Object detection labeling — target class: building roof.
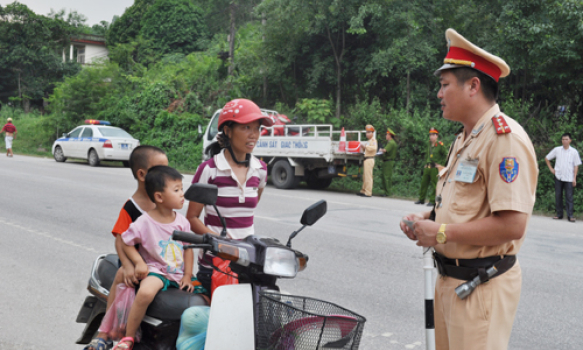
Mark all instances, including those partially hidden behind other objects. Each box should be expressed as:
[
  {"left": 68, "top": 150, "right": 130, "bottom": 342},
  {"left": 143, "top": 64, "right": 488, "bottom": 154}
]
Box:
[{"left": 71, "top": 34, "right": 106, "bottom": 46}]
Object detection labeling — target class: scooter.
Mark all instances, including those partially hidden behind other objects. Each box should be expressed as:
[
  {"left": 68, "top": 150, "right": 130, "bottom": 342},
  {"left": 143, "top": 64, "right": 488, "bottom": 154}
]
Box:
[
  {"left": 173, "top": 183, "right": 366, "bottom": 349},
  {"left": 76, "top": 183, "right": 365, "bottom": 349}
]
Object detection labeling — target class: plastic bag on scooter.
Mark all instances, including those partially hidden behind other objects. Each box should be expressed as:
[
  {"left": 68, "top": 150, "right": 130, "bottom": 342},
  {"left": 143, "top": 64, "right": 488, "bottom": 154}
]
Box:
[
  {"left": 176, "top": 306, "right": 210, "bottom": 350},
  {"left": 210, "top": 257, "right": 238, "bottom": 298},
  {"left": 98, "top": 283, "right": 140, "bottom": 341}
]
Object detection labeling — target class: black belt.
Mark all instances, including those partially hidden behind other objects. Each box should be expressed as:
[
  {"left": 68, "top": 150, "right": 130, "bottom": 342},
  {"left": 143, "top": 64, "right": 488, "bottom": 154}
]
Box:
[{"left": 434, "top": 252, "right": 516, "bottom": 282}]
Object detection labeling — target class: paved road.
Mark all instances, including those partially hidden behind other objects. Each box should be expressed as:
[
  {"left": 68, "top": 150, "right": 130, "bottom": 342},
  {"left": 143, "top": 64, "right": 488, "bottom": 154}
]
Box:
[{"left": 0, "top": 155, "right": 581, "bottom": 349}]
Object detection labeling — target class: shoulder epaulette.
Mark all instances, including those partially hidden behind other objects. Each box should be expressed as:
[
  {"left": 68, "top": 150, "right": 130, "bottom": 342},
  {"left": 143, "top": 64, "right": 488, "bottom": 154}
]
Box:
[{"left": 492, "top": 115, "right": 512, "bottom": 135}]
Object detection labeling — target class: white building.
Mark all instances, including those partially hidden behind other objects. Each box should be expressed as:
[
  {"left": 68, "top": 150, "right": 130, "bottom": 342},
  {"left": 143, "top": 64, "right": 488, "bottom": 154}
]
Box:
[{"left": 64, "top": 34, "right": 109, "bottom": 65}]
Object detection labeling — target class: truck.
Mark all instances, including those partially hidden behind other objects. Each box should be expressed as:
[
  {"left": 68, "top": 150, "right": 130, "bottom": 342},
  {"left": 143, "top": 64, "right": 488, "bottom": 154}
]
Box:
[{"left": 202, "top": 108, "right": 371, "bottom": 190}]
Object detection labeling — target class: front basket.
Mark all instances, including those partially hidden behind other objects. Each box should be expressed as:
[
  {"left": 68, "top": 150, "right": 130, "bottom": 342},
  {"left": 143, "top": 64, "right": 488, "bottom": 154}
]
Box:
[{"left": 256, "top": 290, "right": 366, "bottom": 350}]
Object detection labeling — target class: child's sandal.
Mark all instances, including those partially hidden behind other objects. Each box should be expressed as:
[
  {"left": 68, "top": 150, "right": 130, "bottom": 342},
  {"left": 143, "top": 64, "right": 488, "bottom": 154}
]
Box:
[
  {"left": 112, "top": 337, "right": 134, "bottom": 350},
  {"left": 83, "top": 337, "right": 112, "bottom": 350}
]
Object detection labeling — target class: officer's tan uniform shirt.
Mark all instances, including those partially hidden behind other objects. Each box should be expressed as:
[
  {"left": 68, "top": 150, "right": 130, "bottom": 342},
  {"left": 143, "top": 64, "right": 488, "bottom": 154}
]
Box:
[
  {"left": 360, "top": 138, "right": 377, "bottom": 196},
  {"left": 434, "top": 104, "right": 538, "bottom": 259},
  {"left": 363, "top": 139, "right": 378, "bottom": 157}
]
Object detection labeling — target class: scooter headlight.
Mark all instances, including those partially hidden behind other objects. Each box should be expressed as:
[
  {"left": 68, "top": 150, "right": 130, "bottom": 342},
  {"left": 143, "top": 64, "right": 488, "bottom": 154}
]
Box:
[{"left": 264, "top": 247, "right": 299, "bottom": 278}]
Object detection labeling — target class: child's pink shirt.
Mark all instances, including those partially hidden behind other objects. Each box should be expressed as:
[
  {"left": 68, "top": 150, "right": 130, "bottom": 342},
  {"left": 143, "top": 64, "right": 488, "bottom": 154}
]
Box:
[{"left": 122, "top": 212, "right": 191, "bottom": 283}]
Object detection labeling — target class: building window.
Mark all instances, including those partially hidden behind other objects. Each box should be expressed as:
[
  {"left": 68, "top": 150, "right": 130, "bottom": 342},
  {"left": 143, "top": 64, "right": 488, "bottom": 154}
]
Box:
[{"left": 77, "top": 47, "right": 85, "bottom": 64}]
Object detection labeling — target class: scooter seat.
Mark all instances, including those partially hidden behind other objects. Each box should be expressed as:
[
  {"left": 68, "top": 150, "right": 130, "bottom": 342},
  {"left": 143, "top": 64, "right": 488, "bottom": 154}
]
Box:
[
  {"left": 97, "top": 254, "right": 121, "bottom": 291},
  {"left": 95, "top": 254, "right": 209, "bottom": 321},
  {"left": 146, "top": 289, "right": 209, "bottom": 321}
]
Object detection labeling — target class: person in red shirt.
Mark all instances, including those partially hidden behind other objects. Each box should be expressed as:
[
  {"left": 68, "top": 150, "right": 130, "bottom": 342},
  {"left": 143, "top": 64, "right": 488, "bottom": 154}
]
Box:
[{"left": 1, "top": 117, "right": 17, "bottom": 157}]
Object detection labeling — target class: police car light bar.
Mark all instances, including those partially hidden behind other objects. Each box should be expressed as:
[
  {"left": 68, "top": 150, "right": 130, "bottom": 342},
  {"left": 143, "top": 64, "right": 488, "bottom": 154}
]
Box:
[{"left": 85, "top": 119, "right": 111, "bottom": 126}]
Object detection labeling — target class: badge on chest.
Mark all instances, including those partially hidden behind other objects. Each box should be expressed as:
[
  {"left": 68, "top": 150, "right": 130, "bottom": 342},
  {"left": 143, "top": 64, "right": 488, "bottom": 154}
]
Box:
[{"left": 454, "top": 159, "right": 479, "bottom": 183}]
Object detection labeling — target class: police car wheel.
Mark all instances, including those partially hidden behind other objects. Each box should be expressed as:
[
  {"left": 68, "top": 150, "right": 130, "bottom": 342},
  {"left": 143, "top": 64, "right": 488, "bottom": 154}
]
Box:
[
  {"left": 88, "top": 149, "right": 100, "bottom": 167},
  {"left": 53, "top": 146, "right": 67, "bottom": 162}
]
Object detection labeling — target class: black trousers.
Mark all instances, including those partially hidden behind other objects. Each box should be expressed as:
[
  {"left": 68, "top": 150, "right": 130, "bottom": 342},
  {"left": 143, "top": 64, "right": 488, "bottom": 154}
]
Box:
[{"left": 555, "top": 177, "right": 574, "bottom": 218}]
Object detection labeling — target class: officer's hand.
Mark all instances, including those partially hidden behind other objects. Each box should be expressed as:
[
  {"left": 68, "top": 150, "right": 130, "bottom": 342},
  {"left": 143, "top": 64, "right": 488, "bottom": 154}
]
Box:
[
  {"left": 551, "top": 169, "right": 555, "bottom": 175},
  {"left": 413, "top": 220, "right": 440, "bottom": 247},
  {"left": 573, "top": 179, "right": 577, "bottom": 187},
  {"left": 400, "top": 213, "right": 424, "bottom": 241}
]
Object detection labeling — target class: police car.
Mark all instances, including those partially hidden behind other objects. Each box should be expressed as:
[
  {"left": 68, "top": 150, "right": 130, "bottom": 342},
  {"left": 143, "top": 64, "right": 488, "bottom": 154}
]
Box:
[{"left": 52, "top": 120, "right": 139, "bottom": 167}]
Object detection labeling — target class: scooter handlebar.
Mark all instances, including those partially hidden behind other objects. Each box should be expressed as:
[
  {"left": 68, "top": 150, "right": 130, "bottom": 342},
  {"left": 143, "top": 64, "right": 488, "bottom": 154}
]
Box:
[{"left": 172, "top": 230, "right": 206, "bottom": 244}]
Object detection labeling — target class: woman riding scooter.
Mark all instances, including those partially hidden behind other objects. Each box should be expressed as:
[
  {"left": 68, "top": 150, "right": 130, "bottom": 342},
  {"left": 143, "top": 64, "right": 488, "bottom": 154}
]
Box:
[{"left": 186, "top": 98, "right": 274, "bottom": 295}]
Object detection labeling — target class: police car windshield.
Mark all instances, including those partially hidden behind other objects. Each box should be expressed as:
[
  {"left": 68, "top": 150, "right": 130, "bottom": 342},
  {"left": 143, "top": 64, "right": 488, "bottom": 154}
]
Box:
[{"left": 98, "top": 127, "right": 133, "bottom": 138}]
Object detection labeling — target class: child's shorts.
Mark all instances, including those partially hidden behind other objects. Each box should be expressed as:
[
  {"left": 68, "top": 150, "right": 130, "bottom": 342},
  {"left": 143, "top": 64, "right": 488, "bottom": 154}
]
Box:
[{"left": 147, "top": 272, "right": 208, "bottom": 294}]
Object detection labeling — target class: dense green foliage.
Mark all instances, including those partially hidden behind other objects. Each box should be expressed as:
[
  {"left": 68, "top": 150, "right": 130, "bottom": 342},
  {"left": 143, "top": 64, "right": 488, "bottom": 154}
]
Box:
[
  {"left": 140, "top": 0, "right": 207, "bottom": 56},
  {"left": 2, "top": 0, "right": 583, "bottom": 215},
  {"left": 0, "top": 3, "right": 82, "bottom": 111}
]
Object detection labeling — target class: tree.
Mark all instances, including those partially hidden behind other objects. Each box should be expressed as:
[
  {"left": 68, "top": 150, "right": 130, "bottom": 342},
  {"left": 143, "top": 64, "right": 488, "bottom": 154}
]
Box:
[
  {"left": 91, "top": 21, "right": 110, "bottom": 36},
  {"left": 192, "top": 0, "right": 262, "bottom": 76},
  {"left": 140, "top": 0, "right": 207, "bottom": 57},
  {"left": 260, "top": 0, "right": 367, "bottom": 119},
  {"left": 0, "top": 2, "right": 81, "bottom": 111},
  {"left": 106, "top": 0, "right": 155, "bottom": 47}
]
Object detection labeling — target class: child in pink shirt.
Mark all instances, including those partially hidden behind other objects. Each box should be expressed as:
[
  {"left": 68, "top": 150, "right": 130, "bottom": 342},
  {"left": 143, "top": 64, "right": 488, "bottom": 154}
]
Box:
[{"left": 113, "top": 166, "right": 194, "bottom": 350}]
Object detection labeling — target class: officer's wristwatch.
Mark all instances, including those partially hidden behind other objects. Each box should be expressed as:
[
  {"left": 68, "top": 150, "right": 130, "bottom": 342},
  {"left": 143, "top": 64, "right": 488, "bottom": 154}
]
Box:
[{"left": 436, "top": 224, "right": 447, "bottom": 244}]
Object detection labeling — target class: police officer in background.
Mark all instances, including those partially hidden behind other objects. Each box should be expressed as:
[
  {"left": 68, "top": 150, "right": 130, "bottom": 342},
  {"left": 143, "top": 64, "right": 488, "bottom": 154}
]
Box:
[
  {"left": 357, "top": 124, "right": 377, "bottom": 197},
  {"left": 379, "top": 128, "right": 397, "bottom": 197},
  {"left": 415, "top": 128, "right": 447, "bottom": 206},
  {"left": 400, "top": 29, "right": 538, "bottom": 350}
]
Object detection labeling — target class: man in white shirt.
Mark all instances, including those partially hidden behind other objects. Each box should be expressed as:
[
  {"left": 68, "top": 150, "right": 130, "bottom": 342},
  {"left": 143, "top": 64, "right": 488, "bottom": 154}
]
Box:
[{"left": 545, "top": 133, "right": 582, "bottom": 222}]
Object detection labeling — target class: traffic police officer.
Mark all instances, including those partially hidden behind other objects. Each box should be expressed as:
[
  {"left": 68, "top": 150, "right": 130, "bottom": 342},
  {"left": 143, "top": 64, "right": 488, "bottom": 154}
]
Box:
[
  {"left": 357, "top": 124, "right": 377, "bottom": 197},
  {"left": 415, "top": 128, "right": 447, "bottom": 206},
  {"left": 380, "top": 128, "right": 397, "bottom": 197},
  {"left": 400, "top": 29, "right": 538, "bottom": 350}
]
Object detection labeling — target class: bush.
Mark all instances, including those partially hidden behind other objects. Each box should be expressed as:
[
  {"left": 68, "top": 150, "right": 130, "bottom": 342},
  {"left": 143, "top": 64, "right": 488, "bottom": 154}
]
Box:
[{"left": 0, "top": 107, "right": 54, "bottom": 156}]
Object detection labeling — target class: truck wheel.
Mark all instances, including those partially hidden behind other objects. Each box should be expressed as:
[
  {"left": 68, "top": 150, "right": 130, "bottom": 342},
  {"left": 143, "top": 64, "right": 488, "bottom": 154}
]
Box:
[
  {"left": 88, "top": 149, "right": 100, "bottom": 167},
  {"left": 306, "top": 175, "right": 332, "bottom": 189},
  {"left": 272, "top": 160, "right": 299, "bottom": 189}
]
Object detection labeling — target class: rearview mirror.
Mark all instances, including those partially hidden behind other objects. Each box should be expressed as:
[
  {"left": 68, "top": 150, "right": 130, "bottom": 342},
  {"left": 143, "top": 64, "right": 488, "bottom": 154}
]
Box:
[
  {"left": 185, "top": 183, "right": 218, "bottom": 206},
  {"left": 300, "top": 200, "right": 327, "bottom": 226},
  {"left": 62, "top": 133, "right": 68, "bottom": 138}
]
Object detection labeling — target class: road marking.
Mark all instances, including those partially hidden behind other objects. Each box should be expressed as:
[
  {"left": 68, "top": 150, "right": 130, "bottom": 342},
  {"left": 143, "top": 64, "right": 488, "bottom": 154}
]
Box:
[{"left": 0, "top": 217, "right": 98, "bottom": 253}]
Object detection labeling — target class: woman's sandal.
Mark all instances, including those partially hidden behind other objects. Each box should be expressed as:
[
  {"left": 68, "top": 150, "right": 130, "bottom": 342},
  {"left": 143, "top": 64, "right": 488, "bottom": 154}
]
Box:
[
  {"left": 83, "top": 337, "right": 113, "bottom": 350},
  {"left": 112, "top": 337, "right": 134, "bottom": 350}
]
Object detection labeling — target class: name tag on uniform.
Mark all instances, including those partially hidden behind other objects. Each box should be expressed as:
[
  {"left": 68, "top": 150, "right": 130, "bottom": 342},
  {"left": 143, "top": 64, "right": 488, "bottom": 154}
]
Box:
[{"left": 454, "top": 160, "right": 478, "bottom": 183}]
